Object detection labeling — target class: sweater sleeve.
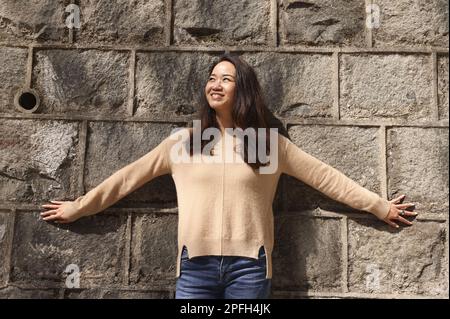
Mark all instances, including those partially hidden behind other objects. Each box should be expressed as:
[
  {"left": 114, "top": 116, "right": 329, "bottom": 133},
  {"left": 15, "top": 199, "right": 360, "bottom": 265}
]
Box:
[
  {"left": 279, "top": 134, "right": 391, "bottom": 220},
  {"left": 64, "top": 135, "right": 172, "bottom": 219}
]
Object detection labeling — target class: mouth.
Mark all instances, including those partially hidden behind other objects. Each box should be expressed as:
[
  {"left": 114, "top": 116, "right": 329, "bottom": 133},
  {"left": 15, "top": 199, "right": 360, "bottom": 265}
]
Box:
[{"left": 211, "top": 93, "right": 224, "bottom": 99}]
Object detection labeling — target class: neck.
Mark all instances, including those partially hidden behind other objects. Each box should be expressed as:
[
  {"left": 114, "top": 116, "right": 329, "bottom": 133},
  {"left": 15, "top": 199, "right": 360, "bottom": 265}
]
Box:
[{"left": 215, "top": 111, "right": 233, "bottom": 134}]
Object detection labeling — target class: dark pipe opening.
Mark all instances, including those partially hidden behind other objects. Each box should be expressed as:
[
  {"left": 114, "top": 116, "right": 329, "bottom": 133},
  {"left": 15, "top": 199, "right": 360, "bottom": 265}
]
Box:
[
  {"left": 14, "top": 88, "right": 40, "bottom": 113},
  {"left": 18, "top": 92, "right": 37, "bottom": 110}
]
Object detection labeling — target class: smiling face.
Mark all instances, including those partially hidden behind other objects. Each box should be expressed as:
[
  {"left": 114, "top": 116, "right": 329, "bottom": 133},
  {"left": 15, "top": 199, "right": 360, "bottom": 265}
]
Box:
[{"left": 204, "top": 61, "right": 237, "bottom": 115}]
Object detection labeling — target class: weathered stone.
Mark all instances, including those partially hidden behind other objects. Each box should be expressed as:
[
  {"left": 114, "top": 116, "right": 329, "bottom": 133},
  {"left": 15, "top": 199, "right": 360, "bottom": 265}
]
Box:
[
  {"left": 273, "top": 213, "right": 342, "bottom": 292},
  {"left": 340, "top": 54, "right": 433, "bottom": 121},
  {"left": 271, "top": 290, "right": 342, "bottom": 299},
  {"left": 242, "top": 52, "right": 333, "bottom": 118},
  {"left": 130, "top": 213, "right": 178, "bottom": 288},
  {"left": 438, "top": 55, "right": 449, "bottom": 120},
  {"left": 101, "top": 289, "right": 172, "bottom": 299},
  {"left": 285, "top": 125, "right": 383, "bottom": 213},
  {"left": 33, "top": 49, "right": 129, "bottom": 115},
  {"left": 387, "top": 127, "right": 448, "bottom": 215},
  {"left": 135, "top": 52, "right": 218, "bottom": 118},
  {"left": 64, "top": 288, "right": 172, "bottom": 298},
  {"left": 0, "top": 286, "right": 61, "bottom": 298},
  {"left": 77, "top": 0, "right": 165, "bottom": 45},
  {"left": 348, "top": 219, "right": 447, "bottom": 296},
  {"left": 0, "top": 0, "right": 68, "bottom": 43},
  {"left": 0, "top": 211, "right": 11, "bottom": 286},
  {"left": 373, "top": 0, "right": 449, "bottom": 47},
  {"left": 10, "top": 211, "right": 127, "bottom": 288},
  {"left": 279, "top": 0, "right": 366, "bottom": 46},
  {"left": 174, "top": 0, "right": 271, "bottom": 46},
  {"left": 0, "top": 119, "right": 80, "bottom": 204},
  {"left": 0, "top": 46, "right": 27, "bottom": 113},
  {"left": 62, "top": 288, "right": 101, "bottom": 298},
  {"left": 85, "top": 122, "right": 178, "bottom": 207}
]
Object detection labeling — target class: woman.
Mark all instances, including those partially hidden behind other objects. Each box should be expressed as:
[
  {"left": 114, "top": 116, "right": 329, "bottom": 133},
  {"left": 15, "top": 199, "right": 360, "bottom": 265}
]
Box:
[{"left": 41, "top": 53, "right": 418, "bottom": 299}]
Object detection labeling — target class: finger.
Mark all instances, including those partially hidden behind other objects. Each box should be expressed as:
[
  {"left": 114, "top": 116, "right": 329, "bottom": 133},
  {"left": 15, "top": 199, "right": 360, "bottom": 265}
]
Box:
[
  {"left": 42, "top": 213, "right": 61, "bottom": 221},
  {"left": 395, "top": 203, "right": 415, "bottom": 209},
  {"left": 391, "top": 194, "right": 406, "bottom": 204},
  {"left": 385, "top": 219, "right": 399, "bottom": 229},
  {"left": 397, "top": 215, "right": 413, "bottom": 226},
  {"left": 41, "top": 204, "right": 60, "bottom": 209},
  {"left": 50, "top": 200, "right": 64, "bottom": 204},
  {"left": 40, "top": 210, "right": 58, "bottom": 217},
  {"left": 403, "top": 210, "right": 419, "bottom": 217}
]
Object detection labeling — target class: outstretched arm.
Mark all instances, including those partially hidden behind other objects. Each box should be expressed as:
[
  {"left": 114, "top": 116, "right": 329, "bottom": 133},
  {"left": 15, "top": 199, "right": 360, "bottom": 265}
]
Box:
[
  {"left": 40, "top": 136, "right": 171, "bottom": 223},
  {"left": 279, "top": 135, "right": 417, "bottom": 227}
]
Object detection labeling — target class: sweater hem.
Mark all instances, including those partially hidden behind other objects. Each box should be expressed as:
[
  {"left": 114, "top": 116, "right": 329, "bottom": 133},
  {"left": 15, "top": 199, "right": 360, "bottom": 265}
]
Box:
[{"left": 176, "top": 238, "right": 273, "bottom": 279}]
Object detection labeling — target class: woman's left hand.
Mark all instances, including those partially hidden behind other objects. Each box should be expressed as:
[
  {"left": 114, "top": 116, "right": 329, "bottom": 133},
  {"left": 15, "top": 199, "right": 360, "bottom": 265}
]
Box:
[{"left": 382, "top": 194, "right": 418, "bottom": 229}]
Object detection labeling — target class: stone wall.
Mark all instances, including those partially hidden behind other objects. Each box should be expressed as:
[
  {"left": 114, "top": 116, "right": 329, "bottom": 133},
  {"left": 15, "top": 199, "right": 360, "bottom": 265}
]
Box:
[{"left": 0, "top": 0, "right": 448, "bottom": 298}]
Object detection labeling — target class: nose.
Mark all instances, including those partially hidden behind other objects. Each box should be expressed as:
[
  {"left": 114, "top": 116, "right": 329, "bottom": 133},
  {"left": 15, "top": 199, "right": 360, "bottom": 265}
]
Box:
[{"left": 211, "top": 79, "right": 223, "bottom": 90}]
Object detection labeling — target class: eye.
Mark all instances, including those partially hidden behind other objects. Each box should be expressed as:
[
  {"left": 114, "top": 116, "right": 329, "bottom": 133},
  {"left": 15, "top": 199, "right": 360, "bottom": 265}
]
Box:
[{"left": 208, "top": 77, "right": 215, "bottom": 81}]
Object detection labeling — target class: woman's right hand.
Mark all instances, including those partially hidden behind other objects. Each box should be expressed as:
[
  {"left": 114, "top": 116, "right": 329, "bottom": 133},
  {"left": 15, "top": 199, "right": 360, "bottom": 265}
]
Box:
[{"left": 40, "top": 200, "right": 81, "bottom": 224}]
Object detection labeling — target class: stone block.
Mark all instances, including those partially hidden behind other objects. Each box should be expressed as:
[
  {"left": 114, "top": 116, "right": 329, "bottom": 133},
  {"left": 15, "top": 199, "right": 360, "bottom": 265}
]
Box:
[
  {"left": 33, "top": 49, "right": 129, "bottom": 115},
  {"left": 174, "top": 0, "right": 271, "bottom": 46},
  {"left": 340, "top": 54, "right": 433, "bottom": 121},
  {"left": 10, "top": 211, "right": 127, "bottom": 288},
  {"left": 348, "top": 219, "right": 447, "bottom": 296},
  {"left": 279, "top": 0, "right": 366, "bottom": 46},
  {"left": 0, "top": 119, "right": 81, "bottom": 204},
  {"left": 273, "top": 214, "right": 342, "bottom": 292},
  {"left": 387, "top": 127, "right": 449, "bottom": 215}
]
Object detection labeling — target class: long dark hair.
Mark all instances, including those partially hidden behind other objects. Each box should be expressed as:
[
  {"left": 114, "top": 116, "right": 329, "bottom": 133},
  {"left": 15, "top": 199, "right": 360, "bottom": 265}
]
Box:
[{"left": 188, "top": 53, "right": 273, "bottom": 169}]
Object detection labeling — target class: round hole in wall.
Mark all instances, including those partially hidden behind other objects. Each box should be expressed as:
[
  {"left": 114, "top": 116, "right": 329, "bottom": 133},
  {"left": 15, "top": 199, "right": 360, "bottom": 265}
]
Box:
[{"left": 14, "top": 88, "right": 40, "bottom": 113}]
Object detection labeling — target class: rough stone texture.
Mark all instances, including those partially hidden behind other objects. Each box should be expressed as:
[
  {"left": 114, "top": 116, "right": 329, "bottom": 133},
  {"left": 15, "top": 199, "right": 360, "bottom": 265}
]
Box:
[
  {"left": 348, "top": 219, "right": 447, "bottom": 296},
  {"left": 77, "top": 0, "right": 165, "bottom": 45},
  {"left": 32, "top": 49, "right": 129, "bottom": 115},
  {"left": 0, "top": 46, "right": 27, "bottom": 113},
  {"left": 135, "top": 52, "right": 218, "bottom": 118},
  {"left": 387, "top": 127, "right": 449, "bottom": 215},
  {"left": 285, "top": 125, "right": 383, "bottom": 213},
  {"left": 85, "top": 122, "right": 178, "bottom": 207},
  {"left": 174, "top": 0, "right": 271, "bottom": 46},
  {"left": 273, "top": 213, "right": 342, "bottom": 292},
  {"left": 0, "top": 211, "right": 11, "bottom": 287},
  {"left": 340, "top": 54, "right": 433, "bottom": 121},
  {"left": 242, "top": 52, "right": 333, "bottom": 118},
  {"left": 438, "top": 55, "right": 449, "bottom": 120},
  {"left": 101, "top": 289, "right": 172, "bottom": 299},
  {"left": 130, "top": 213, "right": 178, "bottom": 289},
  {"left": 0, "top": 119, "right": 80, "bottom": 204},
  {"left": 279, "top": 0, "right": 366, "bottom": 46},
  {"left": 64, "top": 288, "right": 172, "bottom": 299},
  {"left": 0, "top": 0, "right": 68, "bottom": 44},
  {"left": 0, "top": 286, "right": 61, "bottom": 298},
  {"left": 10, "top": 211, "right": 127, "bottom": 288},
  {"left": 373, "top": 0, "right": 449, "bottom": 48}
]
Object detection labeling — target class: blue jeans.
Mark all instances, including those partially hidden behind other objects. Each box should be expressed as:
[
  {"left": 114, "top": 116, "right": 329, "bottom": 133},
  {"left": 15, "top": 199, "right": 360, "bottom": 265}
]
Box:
[{"left": 175, "top": 246, "right": 271, "bottom": 299}]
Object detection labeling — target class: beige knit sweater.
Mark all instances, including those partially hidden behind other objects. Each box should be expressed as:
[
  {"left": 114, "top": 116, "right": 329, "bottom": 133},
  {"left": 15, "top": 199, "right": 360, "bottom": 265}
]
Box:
[{"left": 64, "top": 127, "right": 391, "bottom": 279}]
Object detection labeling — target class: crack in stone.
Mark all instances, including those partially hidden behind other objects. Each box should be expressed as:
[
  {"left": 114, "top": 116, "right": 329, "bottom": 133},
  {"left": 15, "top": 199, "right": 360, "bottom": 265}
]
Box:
[
  {"left": 312, "top": 18, "right": 340, "bottom": 26},
  {"left": 279, "top": 103, "right": 312, "bottom": 115},
  {"left": 0, "top": 15, "right": 35, "bottom": 37},
  {"left": 286, "top": 1, "right": 320, "bottom": 10},
  {"left": 175, "top": 104, "right": 195, "bottom": 115},
  {"left": 0, "top": 171, "right": 25, "bottom": 182},
  {"left": 184, "top": 27, "right": 221, "bottom": 37}
]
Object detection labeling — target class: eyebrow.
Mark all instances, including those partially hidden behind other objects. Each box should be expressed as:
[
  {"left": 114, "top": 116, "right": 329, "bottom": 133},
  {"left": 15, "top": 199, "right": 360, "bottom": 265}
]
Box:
[{"left": 210, "top": 73, "right": 235, "bottom": 78}]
